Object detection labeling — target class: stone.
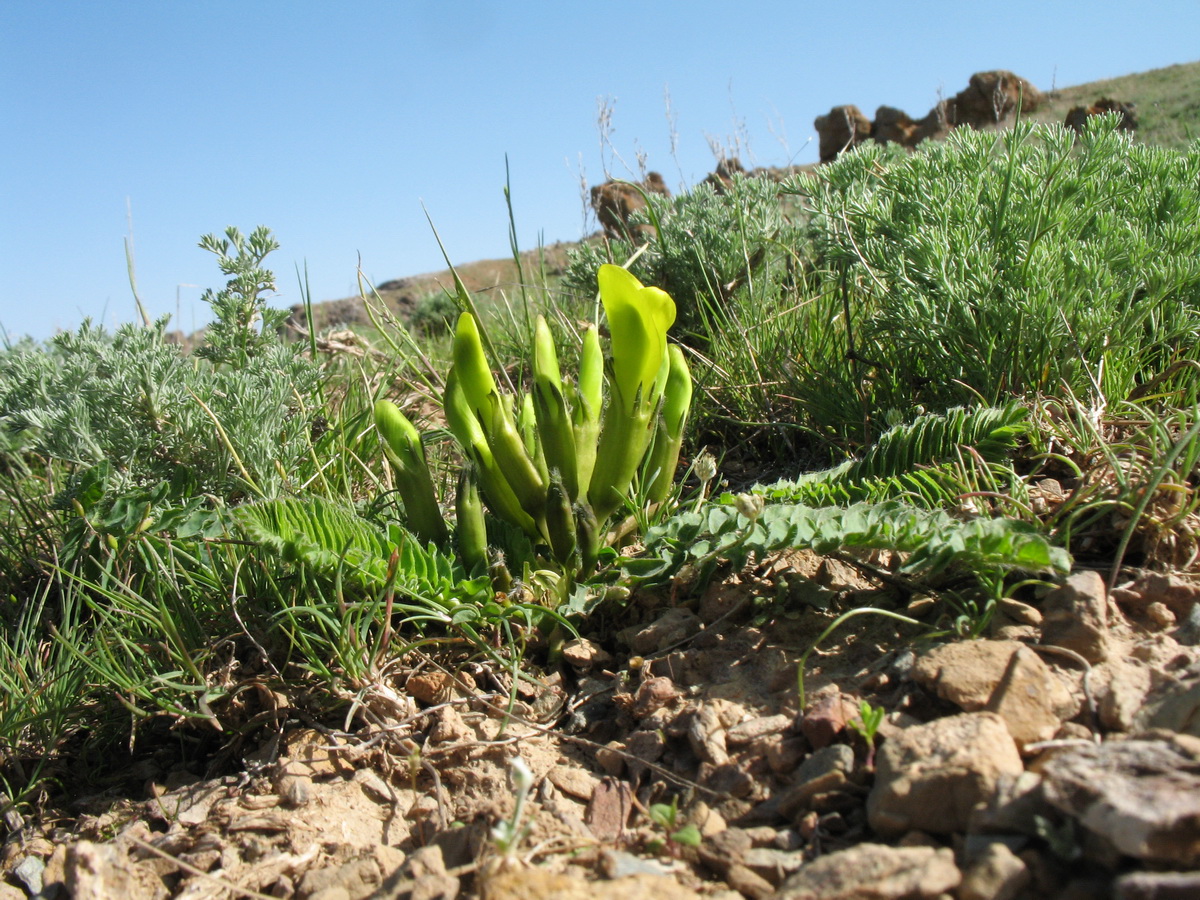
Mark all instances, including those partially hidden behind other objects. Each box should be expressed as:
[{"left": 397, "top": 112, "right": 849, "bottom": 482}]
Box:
[
  {"left": 776, "top": 744, "right": 857, "bottom": 818},
  {"left": 625, "top": 608, "right": 702, "bottom": 655},
  {"left": 699, "top": 827, "right": 752, "bottom": 876},
  {"left": 1137, "top": 677, "right": 1200, "bottom": 738},
  {"left": 633, "top": 677, "right": 680, "bottom": 719},
  {"left": 1097, "top": 657, "right": 1154, "bottom": 732},
  {"left": 868, "top": 712, "right": 1024, "bottom": 838},
  {"left": 872, "top": 105, "right": 919, "bottom": 148},
  {"left": 741, "top": 847, "right": 807, "bottom": 886},
  {"left": 814, "top": 105, "right": 872, "bottom": 163},
  {"left": 561, "top": 638, "right": 613, "bottom": 670},
  {"left": 590, "top": 172, "right": 671, "bottom": 241},
  {"left": 958, "top": 842, "right": 1030, "bottom": 900},
  {"left": 944, "top": 70, "right": 1042, "bottom": 129},
  {"left": 1115, "top": 870, "right": 1200, "bottom": 900},
  {"left": 595, "top": 741, "right": 625, "bottom": 777},
  {"left": 1065, "top": 98, "right": 1139, "bottom": 134},
  {"left": 726, "top": 714, "right": 792, "bottom": 746},
  {"left": 547, "top": 765, "right": 600, "bottom": 801},
  {"left": 1113, "top": 572, "right": 1200, "bottom": 619},
  {"left": 776, "top": 843, "right": 961, "bottom": 899},
  {"left": 687, "top": 704, "right": 729, "bottom": 764},
  {"left": 429, "top": 705, "right": 471, "bottom": 743},
  {"left": 800, "top": 688, "right": 859, "bottom": 749},
  {"left": 405, "top": 671, "right": 463, "bottom": 705},
  {"left": 64, "top": 842, "right": 169, "bottom": 900},
  {"left": 298, "top": 858, "right": 382, "bottom": 900},
  {"left": 1040, "top": 571, "right": 1112, "bottom": 662},
  {"left": 586, "top": 778, "right": 632, "bottom": 842},
  {"left": 969, "top": 771, "right": 1049, "bottom": 836},
  {"left": 725, "top": 864, "right": 775, "bottom": 899},
  {"left": 986, "top": 645, "right": 1078, "bottom": 748},
  {"left": 1040, "top": 737, "right": 1200, "bottom": 866}
]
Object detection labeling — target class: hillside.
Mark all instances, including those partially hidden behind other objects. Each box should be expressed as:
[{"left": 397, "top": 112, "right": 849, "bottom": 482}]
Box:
[{"left": 298, "top": 60, "right": 1198, "bottom": 334}]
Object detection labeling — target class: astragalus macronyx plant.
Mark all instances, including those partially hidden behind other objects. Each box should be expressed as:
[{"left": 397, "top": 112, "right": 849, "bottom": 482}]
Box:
[{"left": 375, "top": 264, "right": 692, "bottom": 589}]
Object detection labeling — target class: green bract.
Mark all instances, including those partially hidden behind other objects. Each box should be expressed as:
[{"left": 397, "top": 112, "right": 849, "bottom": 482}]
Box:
[{"left": 598, "top": 264, "right": 676, "bottom": 414}]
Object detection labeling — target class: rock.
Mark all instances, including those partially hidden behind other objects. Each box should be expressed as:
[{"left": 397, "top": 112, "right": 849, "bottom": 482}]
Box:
[
  {"left": 969, "top": 771, "right": 1050, "bottom": 836},
  {"left": 633, "top": 676, "right": 681, "bottom": 719},
  {"left": 944, "top": 70, "right": 1041, "bottom": 129},
  {"left": 726, "top": 714, "right": 792, "bottom": 746},
  {"left": 868, "top": 712, "right": 1024, "bottom": 837},
  {"left": 687, "top": 704, "right": 729, "bottom": 764},
  {"left": 725, "top": 863, "right": 775, "bottom": 899},
  {"left": 482, "top": 868, "right": 704, "bottom": 900},
  {"left": 404, "top": 845, "right": 459, "bottom": 900},
  {"left": 776, "top": 843, "right": 961, "bottom": 899},
  {"left": 623, "top": 729, "right": 666, "bottom": 783},
  {"left": 1040, "top": 571, "right": 1112, "bottom": 662},
  {"left": 1097, "top": 656, "right": 1154, "bottom": 731},
  {"left": 958, "top": 842, "right": 1030, "bottom": 900},
  {"left": 625, "top": 608, "right": 702, "bottom": 655},
  {"left": 814, "top": 105, "right": 872, "bottom": 163},
  {"left": 595, "top": 741, "right": 625, "bottom": 777},
  {"left": 1137, "top": 677, "right": 1200, "bottom": 738},
  {"left": 701, "top": 761, "right": 756, "bottom": 799},
  {"left": 776, "top": 744, "right": 857, "bottom": 819},
  {"left": 912, "top": 641, "right": 1077, "bottom": 749},
  {"left": 65, "top": 842, "right": 169, "bottom": 900},
  {"left": 430, "top": 705, "right": 471, "bottom": 743},
  {"left": 1066, "top": 97, "right": 1139, "bottom": 134},
  {"left": 298, "top": 858, "right": 382, "bottom": 900},
  {"left": 800, "top": 688, "right": 859, "bottom": 749},
  {"left": 1176, "top": 604, "right": 1200, "bottom": 646},
  {"left": 1112, "top": 572, "right": 1200, "bottom": 619},
  {"left": 562, "top": 638, "right": 613, "bottom": 670},
  {"left": 767, "top": 735, "right": 807, "bottom": 775},
  {"left": 699, "top": 827, "right": 752, "bottom": 875},
  {"left": 547, "top": 765, "right": 600, "bottom": 801},
  {"left": 703, "top": 157, "right": 747, "bottom": 195},
  {"left": 586, "top": 777, "right": 632, "bottom": 842},
  {"left": 1040, "top": 737, "right": 1200, "bottom": 866},
  {"left": 872, "top": 105, "right": 919, "bottom": 148},
  {"left": 590, "top": 172, "right": 671, "bottom": 241},
  {"left": 741, "top": 847, "right": 807, "bottom": 886},
  {"left": 1115, "top": 870, "right": 1200, "bottom": 900}
]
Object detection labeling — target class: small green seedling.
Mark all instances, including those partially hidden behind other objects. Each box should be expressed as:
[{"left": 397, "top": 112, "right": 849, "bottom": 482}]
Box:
[
  {"left": 646, "top": 796, "right": 702, "bottom": 855},
  {"left": 848, "top": 699, "right": 885, "bottom": 768},
  {"left": 490, "top": 756, "right": 535, "bottom": 860}
]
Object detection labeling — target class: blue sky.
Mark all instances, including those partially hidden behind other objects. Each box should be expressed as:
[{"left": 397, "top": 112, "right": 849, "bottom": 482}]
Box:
[{"left": 2, "top": 1, "right": 1197, "bottom": 341}]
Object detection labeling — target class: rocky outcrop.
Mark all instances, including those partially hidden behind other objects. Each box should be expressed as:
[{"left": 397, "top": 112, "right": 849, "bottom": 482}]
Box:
[
  {"left": 814, "top": 105, "right": 871, "bottom": 163},
  {"left": 1066, "top": 97, "right": 1139, "bottom": 133},
  {"left": 590, "top": 172, "right": 671, "bottom": 240},
  {"left": 820, "top": 70, "right": 1040, "bottom": 162},
  {"left": 944, "top": 69, "right": 1042, "bottom": 128},
  {"left": 703, "top": 157, "right": 747, "bottom": 194}
]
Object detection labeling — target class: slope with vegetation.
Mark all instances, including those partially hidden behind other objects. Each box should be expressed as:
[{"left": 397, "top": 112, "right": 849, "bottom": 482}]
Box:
[{"left": 1, "top": 63, "right": 1199, "bottom": 899}]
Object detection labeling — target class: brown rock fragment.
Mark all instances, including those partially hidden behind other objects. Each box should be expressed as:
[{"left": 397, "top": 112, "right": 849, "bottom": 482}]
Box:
[
  {"left": 912, "top": 640, "right": 1078, "bottom": 749},
  {"left": 1040, "top": 571, "right": 1112, "bottom": 662},
  {"left": 958, "top": 842, "right": 1030, "bottom": 900},
  {"left": 1040, "top": 737, "right": 1200, "bottom": 866},
  {"left": 814, "top": 105, "right": 872, "bottom": 163},
  {"left": 776, "top": 843, "right": 961, "bottom": 899},
  {"left": 868, "top": 712, "right": 1023, "bottom": 837}
]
